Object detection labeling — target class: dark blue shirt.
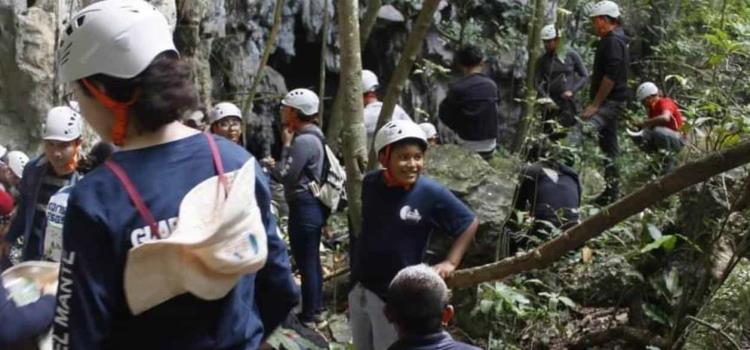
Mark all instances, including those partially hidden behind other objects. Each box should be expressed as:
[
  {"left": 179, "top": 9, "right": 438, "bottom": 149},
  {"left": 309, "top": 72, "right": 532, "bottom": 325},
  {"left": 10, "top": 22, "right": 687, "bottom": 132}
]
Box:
[
  {"left": 51, "top": 133, "right": 299, "bottom": 350},
  {"left": 0, "top": 284, "right": 55, "bottom": 348},
  {"left": 388, "top": 331, "right": 481, "bottom": 350},
  {"left": 353, "top": 171, "right": 476, "bottom": 299}
]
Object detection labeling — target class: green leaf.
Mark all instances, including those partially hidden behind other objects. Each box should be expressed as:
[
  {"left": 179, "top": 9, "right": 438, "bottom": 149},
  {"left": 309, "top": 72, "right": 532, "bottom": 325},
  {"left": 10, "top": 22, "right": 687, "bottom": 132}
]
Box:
[
  {"left": 558, "top": 296, "right": 577, "bottom": 309},
  {"left": 647, "top": 224, "right": 663, "bottom": 241},
  {"left": 640, "top": 235, "right": 678, "bottom": 253}
]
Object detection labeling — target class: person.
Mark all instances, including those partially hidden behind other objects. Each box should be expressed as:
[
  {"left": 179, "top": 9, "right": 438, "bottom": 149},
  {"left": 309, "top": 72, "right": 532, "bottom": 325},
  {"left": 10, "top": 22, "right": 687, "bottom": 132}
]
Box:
[
  {"left": 438, "top": 44, "right": 499, "bottom": 160},
  {"left": 510, "top": 146, "right": 581, "bottom": 252},
  {"left": 350, "top": 120, "right": 479, "bottom": 350},
  {"left": 630, "top": 82, "right": 685, "bottom": 173},
  {"left": 5, "top": 150, "right": 28, "bottom": 189},
  {"left": 534, "top": 24, "right": 589, "bottom": 141},
  {"left": 270, "top": 88, "right": 329, "bottom": 327},
  {"left": 362, "top": 69, "right": 412, "bottom": 146},
  {"left": 385, "top": 264, "right": 481, "bottom": 350},
  {"left": 419, "top": 122, "right": 439, "bottom": 146},
  {"left": 580, "top": 0, "right": 629, "bottom": 205},
  {"left": 209, "top": 101, "right": 244, "bottom": 144},
  {"left": 52, "top": 1, "right": 298, "bottom": 348},
  {"left": 3, "top": 106, "right": 83, "bottom": 265}
]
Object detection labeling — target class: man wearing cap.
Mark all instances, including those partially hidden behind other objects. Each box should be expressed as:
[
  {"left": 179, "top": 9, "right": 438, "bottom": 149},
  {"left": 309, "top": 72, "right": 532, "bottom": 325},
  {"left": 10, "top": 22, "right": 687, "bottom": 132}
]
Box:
[
  {"left": 630, "top": 82, "right": 685, "bottom": 173},
  {"left": 362, "top": 69, "right": 413, "bottom": 147},
  {"left": 209, "top": 102, "right": 244, "bottom": 144},
  {"left": 438, "top": 44, "right": 499, "bottom": 160},
  {"left": 581, "top": 0, "right": 630, "bottom": 205},
  {"left": 534, "top": 24, "right": 589, "bottom": 141},
  {"left": 4, "top": 106, "right": 83, "bottom": 265},
  {"left": 419, "top": 122, "right": 439, "bottom": 146},
  {"left": 272, "top": 88, "right": 330, "bottom": 327}
]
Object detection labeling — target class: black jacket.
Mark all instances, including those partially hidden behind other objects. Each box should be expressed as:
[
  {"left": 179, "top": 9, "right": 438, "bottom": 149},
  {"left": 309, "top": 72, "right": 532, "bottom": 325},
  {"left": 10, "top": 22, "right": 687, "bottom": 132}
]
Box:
[
  {"left": 590, "top": 27, "right": 630, "bottom": 102},
  {"left": 438, "top": 73, "right": 499, "bottom": 141},
  {"left": 515, "top": 160, "right": 581, "bottom": 227}
]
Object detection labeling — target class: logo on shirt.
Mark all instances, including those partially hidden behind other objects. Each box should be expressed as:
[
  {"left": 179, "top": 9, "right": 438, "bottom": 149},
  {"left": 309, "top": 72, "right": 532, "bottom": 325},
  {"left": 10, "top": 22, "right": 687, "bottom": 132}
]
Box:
[{"left": 399, "top": 205, "right": 422, "bottom": 223}]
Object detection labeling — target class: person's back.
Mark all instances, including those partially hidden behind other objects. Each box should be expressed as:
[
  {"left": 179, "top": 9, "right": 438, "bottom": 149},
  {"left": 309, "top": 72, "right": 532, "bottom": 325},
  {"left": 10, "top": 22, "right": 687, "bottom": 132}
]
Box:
[{"left": 519, "top": 161, "right": 581, "bottom": 227}]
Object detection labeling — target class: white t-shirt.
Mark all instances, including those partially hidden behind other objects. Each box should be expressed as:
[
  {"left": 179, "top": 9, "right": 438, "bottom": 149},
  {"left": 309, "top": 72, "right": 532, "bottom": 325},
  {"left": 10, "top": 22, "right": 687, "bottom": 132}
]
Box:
[
  {"left": 364, "top": 101, "right": 412, "bottom": 145},
  {"left": 43, "top": 185, "right": 72, "bottom": 262}
]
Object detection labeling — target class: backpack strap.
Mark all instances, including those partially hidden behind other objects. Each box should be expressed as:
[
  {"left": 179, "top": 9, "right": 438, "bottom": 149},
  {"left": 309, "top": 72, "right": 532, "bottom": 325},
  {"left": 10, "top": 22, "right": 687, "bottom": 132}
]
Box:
[
  {"left": 203, "top": 132, "right": 229, "bottom": 196},
  {"left": 105, "top": 160, "right": 160, "bottom": 239},
  {"left": 297, "top": 129, "right": 330, "bottom": 183}
]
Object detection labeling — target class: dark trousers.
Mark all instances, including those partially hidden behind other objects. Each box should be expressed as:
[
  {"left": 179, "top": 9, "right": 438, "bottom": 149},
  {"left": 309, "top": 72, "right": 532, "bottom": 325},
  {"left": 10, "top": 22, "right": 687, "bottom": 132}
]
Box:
[
  {"left": 542, "top": 98, "right": 578, "bottom": 142},
  {"left": 288, "top": 191, "right": 329, "bottom": 321},
  {"left": 590, "top": 100, "right": 626, "bottom": 199}
]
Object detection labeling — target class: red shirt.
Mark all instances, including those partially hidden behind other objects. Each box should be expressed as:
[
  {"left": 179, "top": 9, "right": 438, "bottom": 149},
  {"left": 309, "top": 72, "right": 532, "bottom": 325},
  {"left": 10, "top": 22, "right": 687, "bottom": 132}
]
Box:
[{"left": 648, "top": 97, "right": 683, "bottom": 131}]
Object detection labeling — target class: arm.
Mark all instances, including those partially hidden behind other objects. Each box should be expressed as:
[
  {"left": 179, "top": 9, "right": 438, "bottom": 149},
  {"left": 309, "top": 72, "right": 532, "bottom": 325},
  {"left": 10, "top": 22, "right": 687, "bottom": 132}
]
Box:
[
  {"left": 438, "top": 88, "right": 461, "bottom": 131},
  {"left": 569, "top": 50, "right": 589, "bottom": 94},
  {"left": 0, "top": 286, "right": 56, "bottom": 347},
  {"left": 582, "top": 77, "right": 615, "bottom": 119},
  {"left": 253, "top": 162, "right": 299, "bottom": 338},
  {"left": 4, "top": 164, "right": 33, "bottom": 244},
  {"left": 434, "top": 218, "right": 479, "bottom": 278},
  {"left": 272, "top": 135, "right": 315, "bottom": 187},
  {"left": 431, "top": 186, "right": 479, "bottom": 278},
  {"left": 52, "top": 195, "right": 117, "bottom": 350},
  {"left": 640, "top": 110, "right": 672, "bottom": 129},
  {"left": 534, "top": 57, "right": 547, "bottom": 97}
]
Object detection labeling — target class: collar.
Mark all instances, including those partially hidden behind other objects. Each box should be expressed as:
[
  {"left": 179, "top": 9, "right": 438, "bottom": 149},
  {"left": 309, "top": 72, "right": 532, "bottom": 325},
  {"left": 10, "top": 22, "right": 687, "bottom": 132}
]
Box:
[{"left": 396, "top": 331, "right": 453, "bottom": 347}]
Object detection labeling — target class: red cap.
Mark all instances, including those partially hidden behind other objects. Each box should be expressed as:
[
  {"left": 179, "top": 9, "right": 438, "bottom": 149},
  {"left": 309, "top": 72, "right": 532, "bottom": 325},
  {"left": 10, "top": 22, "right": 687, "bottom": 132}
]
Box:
[{"left": 0, "top": 190, "right": 14, "bottom": 216}]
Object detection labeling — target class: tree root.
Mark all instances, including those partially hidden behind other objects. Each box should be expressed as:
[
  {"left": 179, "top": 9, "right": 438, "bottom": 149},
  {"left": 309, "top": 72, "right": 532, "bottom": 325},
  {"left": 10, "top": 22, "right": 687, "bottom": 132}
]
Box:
[{"left": 569, "top": 326, "right": 671, "bottom": 350}]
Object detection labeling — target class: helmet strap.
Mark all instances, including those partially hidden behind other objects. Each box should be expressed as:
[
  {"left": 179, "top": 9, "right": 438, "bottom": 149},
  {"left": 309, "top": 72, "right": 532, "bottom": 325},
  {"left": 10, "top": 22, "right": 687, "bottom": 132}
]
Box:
[{"left": 81, "top": 79, "right": 141, "bottom": 146}]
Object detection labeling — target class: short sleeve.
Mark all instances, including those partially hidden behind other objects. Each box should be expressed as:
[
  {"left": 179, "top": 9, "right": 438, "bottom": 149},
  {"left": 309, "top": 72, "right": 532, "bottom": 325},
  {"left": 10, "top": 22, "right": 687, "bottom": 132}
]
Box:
[{"left": 429, "top": 184, "right": 476, "bottom": 238}]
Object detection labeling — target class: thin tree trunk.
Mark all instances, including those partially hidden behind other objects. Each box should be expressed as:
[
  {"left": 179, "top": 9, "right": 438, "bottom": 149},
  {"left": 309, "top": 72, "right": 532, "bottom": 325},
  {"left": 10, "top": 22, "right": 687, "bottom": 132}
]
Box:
[
  {"left": 337, "top": 0, "right": 368, "bottom": 238},
  {"left": 241, "top": 0, "right": 285, "bottom": 144},
  {"left": 360, "top": 0, "right": 382, "bottom": 50},
  {"left": 318, "top": 0, "right": 330, "bottom": 123},
  {"left": 367, "top": 0, "right": 441, "bottom": 170},
  {"left": 510, "top": 0, "right": 546, "bottom": 153},
  {"left": 447, "top": 140, "right": 750, "bottom": 288}
]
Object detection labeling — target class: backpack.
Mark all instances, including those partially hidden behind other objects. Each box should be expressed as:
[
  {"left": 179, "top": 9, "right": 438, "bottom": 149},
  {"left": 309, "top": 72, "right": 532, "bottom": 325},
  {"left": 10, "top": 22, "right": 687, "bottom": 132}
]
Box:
[{"left": 301, "top": 131, "right": 347, "bottom": 212}]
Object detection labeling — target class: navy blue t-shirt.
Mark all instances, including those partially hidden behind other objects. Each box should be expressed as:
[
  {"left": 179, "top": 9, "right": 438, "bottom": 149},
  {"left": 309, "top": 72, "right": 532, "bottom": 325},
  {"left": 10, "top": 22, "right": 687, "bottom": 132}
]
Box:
[
  {"left": 353, "top": 171, "right": 476, "bottom": 299},
  {"left": 388, "top": 331, "right": 481, "bottom": 350},
  {"left": 52, "top": 133, "right": 298, "bottom": 350}
]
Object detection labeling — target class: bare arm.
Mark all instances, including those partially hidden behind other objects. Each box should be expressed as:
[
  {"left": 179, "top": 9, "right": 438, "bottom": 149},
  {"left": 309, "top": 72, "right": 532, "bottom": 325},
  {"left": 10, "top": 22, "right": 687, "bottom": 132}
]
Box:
[
  {"left": 582, "top": 77, "right": 615, "bottom": 119},
  {"left": 434, "top": 217, "right": 479, "bottom": 278},
  {"left": 640, "top": 110, "right": 672, "bottom": 128}
]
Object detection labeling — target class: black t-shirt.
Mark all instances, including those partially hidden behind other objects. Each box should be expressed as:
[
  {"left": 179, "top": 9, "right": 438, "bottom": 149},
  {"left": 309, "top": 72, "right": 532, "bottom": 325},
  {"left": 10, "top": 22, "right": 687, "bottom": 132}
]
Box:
[
  {"left": 515, "top": 161, "right": 581, "bottom": 226},
  {"left": 438, "top": 73, "right": 499, "bottom": 141},
  {"left": 590, "top": 27, "right": 630, "bottom": 102}
]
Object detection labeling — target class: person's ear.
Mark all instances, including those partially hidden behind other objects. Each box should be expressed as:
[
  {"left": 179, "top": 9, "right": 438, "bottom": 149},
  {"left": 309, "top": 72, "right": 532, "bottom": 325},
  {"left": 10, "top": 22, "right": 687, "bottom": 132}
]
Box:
[{"left": 441, "top": 304, "right": 455, "bottom": 326}]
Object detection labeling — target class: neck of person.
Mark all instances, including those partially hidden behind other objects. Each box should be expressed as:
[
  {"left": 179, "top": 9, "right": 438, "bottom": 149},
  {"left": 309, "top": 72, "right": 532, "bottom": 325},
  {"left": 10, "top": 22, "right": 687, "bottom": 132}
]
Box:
[
  {"left": 120, "top": 120, "right": 200, "bottom": 151},
  {"left": 599, "top": 23, "right": 617, "bottom": 37},
  {"left": 363, "top": 94, "right": 379, "bottom": 106},
  {"left": 464, "top": 65, "right": 483, "bottom": 75},
  {"left": 293, "top": 121, "right": 314, "bottom": 133}
]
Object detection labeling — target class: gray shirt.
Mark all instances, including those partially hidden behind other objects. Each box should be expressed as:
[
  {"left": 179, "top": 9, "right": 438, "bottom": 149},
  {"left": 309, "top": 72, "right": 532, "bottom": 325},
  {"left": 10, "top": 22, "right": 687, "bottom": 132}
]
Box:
[
  {"left": 273, "top": 124, "right": 325, "bottom": 202},
  {"left": 534, "top": 48, "right": 589, "bottom": 102}
]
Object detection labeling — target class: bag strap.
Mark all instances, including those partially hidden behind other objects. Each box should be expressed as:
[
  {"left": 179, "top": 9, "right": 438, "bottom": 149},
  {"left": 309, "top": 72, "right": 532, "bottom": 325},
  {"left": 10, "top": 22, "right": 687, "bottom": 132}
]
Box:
[
  {"left": 203, "top": 132, "right": 229, "bottom": 195},
  {"left": 105, "top": 160, "right": 160, "bottom": 239}
]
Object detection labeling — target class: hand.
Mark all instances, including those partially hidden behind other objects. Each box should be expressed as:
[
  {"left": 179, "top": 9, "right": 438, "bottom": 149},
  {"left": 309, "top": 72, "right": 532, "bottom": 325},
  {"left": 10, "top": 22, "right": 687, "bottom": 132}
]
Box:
[
  {"left": 42, "top": 280, "right": 58, "bottom": 295},
  {"left": 432, "top": 261, "right": 457, "bottom": 279},
  {"left": 562, "top": 91, "right": 573, "bottom": 99},
  {"left": 581, "top": 105, "right": 598, "bottom": 120},
  {"left": 281, "top": 127, "right": 294, "bottom": 147},
  {"left": 261, "top": 156, "right": 276, "bottom": 169}
]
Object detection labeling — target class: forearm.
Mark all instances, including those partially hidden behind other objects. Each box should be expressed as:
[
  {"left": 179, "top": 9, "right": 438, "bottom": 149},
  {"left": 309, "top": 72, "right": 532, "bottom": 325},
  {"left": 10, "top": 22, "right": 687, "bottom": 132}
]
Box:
[
  {"left": 642, "top": 112, "right": 672, "bottom": 128},
  {"left": 591, "top": 77, "right": 615, "bottom": 107},
  {"left": 445, "top": 218, "right": 479, "bottom": 266}
]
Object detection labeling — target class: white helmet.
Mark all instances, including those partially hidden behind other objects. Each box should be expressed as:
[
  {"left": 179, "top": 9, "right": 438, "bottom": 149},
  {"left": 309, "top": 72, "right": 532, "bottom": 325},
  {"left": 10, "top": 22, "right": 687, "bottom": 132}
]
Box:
[
  {"left": 209, "top": 102, "right": 243, "bottom": 124},
  {"left": 57, "top": 0, "right": 177, "bottom": 83},
  {"left": 636, "top": 82, "right": 659, "bottom": 101},
  {"left": 540, "top": 24, "right": 559, "bottom": 41},
  {"left": 589, "top": 1, "right": 621, "bottom": 18},
  {"left": 43, "top": 106, "right": 83, "bottom": 142},
  {"left": 374, "top": 120, "right": 427, "bottom": 155},
  {"left": 362, "top": 70, "right": 380, "bottom": 93},
  {"left": 418, "top": 122, "right": 437, "bottom": 139},
  {"left": 281, "top": 89, "right": 320, "bottom": 116},
  {"left": 7, "top": 151, "right": 29, "bottom": 179}
]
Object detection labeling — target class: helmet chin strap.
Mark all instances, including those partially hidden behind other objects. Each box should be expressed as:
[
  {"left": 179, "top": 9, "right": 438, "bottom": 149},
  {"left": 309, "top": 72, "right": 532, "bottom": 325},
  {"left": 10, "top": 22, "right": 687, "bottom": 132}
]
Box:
[
  {"left": 81, "top": 79, "right": 141, "bottom": 146},
  {"left": 379, "top": 145, "right": 414, "bottom": 190}
]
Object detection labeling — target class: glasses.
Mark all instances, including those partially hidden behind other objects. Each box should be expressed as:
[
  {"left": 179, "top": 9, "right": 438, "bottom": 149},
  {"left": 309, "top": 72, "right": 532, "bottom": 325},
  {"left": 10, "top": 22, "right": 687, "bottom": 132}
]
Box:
[{"left": 216, "top": 118, "right": 242, "bottom": 129}]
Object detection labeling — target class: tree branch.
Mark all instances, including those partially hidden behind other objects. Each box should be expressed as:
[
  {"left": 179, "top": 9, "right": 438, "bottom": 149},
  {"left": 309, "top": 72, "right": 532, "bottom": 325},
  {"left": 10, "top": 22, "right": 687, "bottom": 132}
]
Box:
[
  {"left": 360, "top": 0, "right": 382, "bottom": 50},
  {"left": 447, "top": 140, "right": 750, "bottom": 289},
  {"left": 686, "top": 315, "right": 742, "bottom": 350},
  {"left": 367, "top": 0, "right": 442, "bottom": 170}
]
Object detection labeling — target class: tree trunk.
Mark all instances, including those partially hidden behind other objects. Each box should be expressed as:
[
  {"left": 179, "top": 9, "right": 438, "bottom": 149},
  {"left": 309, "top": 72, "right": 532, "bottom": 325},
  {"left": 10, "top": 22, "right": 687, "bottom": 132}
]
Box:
[
  {"left": 337, "top": 0, "right": 368, "bottom": 238},
  {"left": 318, "top": 0, "right": 330, "bottom": 124},
  {"left": 510, "top": 0, "right": 546, "bottom": 153},
  {"left": 360, "top": 0, "right": 382, "bottom": 50},
  {"left": 447, "top": 140, "right": 750, "bottom": 289},
  {"left": 367, "top": 0, "right": 442, "bottom": 170},
  {"left": 241, "top": 0, "right": 285, "bottom": 144}
]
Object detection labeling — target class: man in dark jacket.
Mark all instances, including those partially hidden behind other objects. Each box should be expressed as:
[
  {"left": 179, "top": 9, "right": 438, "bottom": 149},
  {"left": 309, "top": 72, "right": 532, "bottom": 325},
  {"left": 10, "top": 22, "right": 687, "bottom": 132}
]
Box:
[
  {"left": 581, "top": 0, "right": 629, "bottom": 205},
  {"left": 439, "top": 44, "right": 499, "bottom": 160},
  {"left": 535, "top": 24, "right": 589, "bottom": 141},
  {"left": 385, "top": 264, "right": 480, "bottom": 350}
]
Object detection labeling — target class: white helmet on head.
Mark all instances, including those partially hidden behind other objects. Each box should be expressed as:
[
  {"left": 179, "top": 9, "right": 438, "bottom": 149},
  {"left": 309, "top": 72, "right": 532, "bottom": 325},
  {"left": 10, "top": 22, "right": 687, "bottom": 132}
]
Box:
[
  {"left": 281, "top": 88, "right": 320, "bottom": 116},
  {"left": 43, "top": 106, "right": 83, "bottom": 142},
  {"left": 7, "top": 151, "right": 29, "bottom": 179},
  {"left": 540, "top": 24, "right": 559, "bottom": 41},
  {"left": 636, "top": 82, "right": 659, "bottom": 101},
  {"left": 589, "top": 1, "right": 621, "bottom": 18},
  {"left": 418, "top": 122, "right": 437, "bottom": 139},
  {"left": 57, "top": 0, "right": 177, "bottom": 83},
  {"left": 209, "top": 102, "right": 242, "bottom": 124},
  {"left": 362, "top": 70, "right": 380, "bottom": 93},
  {"left": 374, "top": 120, "right": 427, "bottom": 155}
]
